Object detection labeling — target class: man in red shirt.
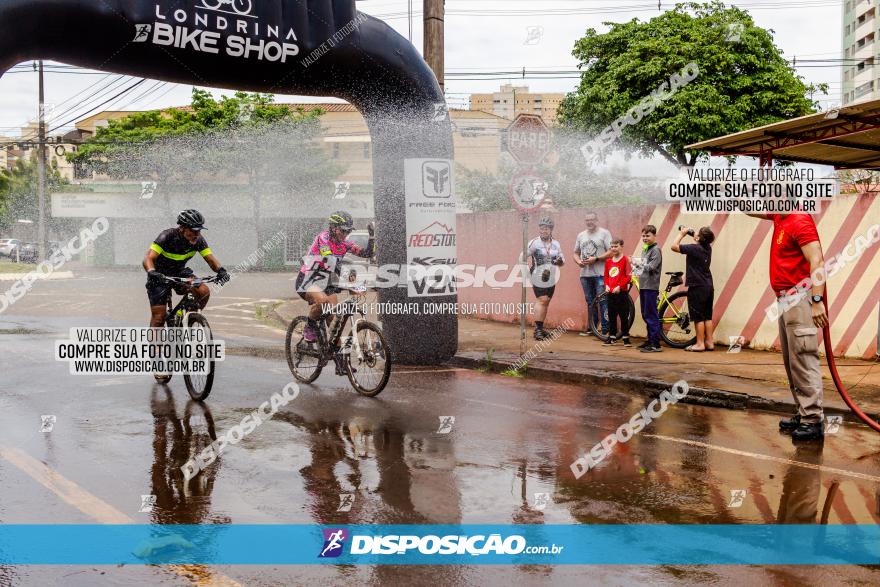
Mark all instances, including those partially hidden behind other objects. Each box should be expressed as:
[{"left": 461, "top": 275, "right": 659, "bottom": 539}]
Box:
[{"left": 748, "top": 212, "right": 829, "bottom": 441}]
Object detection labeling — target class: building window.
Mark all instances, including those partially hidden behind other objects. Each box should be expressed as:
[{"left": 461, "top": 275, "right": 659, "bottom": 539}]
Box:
[{"left": 855, "top": 80, "right": 874, "bottom": 98}]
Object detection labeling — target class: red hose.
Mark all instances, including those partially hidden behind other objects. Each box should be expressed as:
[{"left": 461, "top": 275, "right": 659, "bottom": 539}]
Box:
[{"left": 822, "top": 297, "right": 880, "bottom": 432}]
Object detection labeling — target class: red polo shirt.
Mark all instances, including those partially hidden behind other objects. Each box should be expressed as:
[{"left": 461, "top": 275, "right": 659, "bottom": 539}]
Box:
[{"left": 769, "top": 213, "right": 820, "bottom": 292}]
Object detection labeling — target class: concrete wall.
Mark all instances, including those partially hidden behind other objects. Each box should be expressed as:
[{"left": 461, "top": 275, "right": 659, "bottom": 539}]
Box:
[{"left": 457, "top": 193, "right": 880, "bottom": 359}]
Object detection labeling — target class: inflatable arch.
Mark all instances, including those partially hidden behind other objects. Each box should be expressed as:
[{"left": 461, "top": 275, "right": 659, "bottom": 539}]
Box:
[{"left": 0, "top": 0, "right": 458, "bottom": 364}]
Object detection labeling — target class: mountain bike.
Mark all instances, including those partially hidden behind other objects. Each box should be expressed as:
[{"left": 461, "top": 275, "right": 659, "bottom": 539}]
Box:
[
  {"left": 285, "top": 274, "right": 391, "bottom": 397},
  {"left": 201, "top": 0, "right": 253, "bottom": 16},
  {"left": 588, "top": 271, "right": 697, "bottom": 349},
  {"left": 153, "top": 275, "right": 218, "bottom": 402}
]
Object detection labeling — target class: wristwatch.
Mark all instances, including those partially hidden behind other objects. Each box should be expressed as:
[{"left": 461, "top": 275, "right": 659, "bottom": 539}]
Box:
[{"left": 811, "top": 295, "right": 824, "bottom": 304}]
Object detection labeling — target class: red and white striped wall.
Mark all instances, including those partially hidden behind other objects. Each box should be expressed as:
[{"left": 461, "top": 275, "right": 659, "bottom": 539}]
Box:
[{"left": 456, "top": 193, "right": 880, "bottom": 358}]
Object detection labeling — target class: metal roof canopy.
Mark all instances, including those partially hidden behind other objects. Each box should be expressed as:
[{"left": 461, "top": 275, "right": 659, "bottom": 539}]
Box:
[{"left": 687, "top": 98, "right": 880, "bottom": 169}]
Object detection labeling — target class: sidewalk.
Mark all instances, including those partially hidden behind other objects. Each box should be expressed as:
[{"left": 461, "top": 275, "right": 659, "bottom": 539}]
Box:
[
  {"left": 455, "top": 318, "right": 880, "bottom": 422},
  {"left": 270, "top": 297, "right": 880, "bottom": 422}
]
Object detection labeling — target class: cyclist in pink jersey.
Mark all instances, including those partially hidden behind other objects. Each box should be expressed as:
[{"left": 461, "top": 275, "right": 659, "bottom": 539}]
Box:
[{"left": 297, "top": 211, "right": 375, "bottom": 342}]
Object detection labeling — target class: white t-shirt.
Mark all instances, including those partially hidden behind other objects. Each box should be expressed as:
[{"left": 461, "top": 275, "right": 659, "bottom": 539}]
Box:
[{"left": 574, "top": 228, "right": 612, "bottom": 278}]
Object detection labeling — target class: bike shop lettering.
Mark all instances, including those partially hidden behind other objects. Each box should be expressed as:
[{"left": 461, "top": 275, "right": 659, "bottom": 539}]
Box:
[{"left": 139, "top": 2, "right": 300, "bottom": 63}]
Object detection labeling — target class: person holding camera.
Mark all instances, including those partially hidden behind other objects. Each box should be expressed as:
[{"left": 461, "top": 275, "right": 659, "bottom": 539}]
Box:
[
  {"left": 671, "top": 225, "right": 716, "bottom": 352},
  {"left": 528, "top": 217, "right": 565, "bottom": 340}
]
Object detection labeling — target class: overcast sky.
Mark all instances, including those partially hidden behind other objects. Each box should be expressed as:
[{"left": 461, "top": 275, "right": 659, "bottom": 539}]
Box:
[{"left": 0, "top": 0, "right": 842, "bottom": 136}]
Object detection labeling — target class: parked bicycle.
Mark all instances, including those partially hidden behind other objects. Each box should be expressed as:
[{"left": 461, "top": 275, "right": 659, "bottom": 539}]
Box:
[
  {"left": 285, "top": 272, "right": 391, "bottom": 397},
  {"left": 588, "top": 271, "right": 697, "bottom": 349},
  {"left": 153, "top": 275, "right": 218, "bottom": 402}
]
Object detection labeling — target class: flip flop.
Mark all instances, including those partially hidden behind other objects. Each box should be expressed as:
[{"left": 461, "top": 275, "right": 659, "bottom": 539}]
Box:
[{"left": 684, "top": 345, "right": 704, "bottom": 352}]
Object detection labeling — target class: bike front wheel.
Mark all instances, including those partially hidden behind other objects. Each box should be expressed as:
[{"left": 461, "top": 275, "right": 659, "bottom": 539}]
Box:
[
  {"left": 184, "top": 313, "right": 215, "bottom": 401},
  {"left": 345, "top": 321, "right": 391, "bottom": 397},
  {"left": 659, "top": 291, "right": 698, "bottom": 349},
  {"left": 286, "top": 317, "right": 324, "bottom": 383}
]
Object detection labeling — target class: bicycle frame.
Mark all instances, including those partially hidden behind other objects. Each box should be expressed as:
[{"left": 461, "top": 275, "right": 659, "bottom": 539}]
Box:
[
  {"left": 163, "top": 277, "right": 215, "bottom": 327},
  {"left": 629, "top": 275, "right": 685, "bottom": 323}
]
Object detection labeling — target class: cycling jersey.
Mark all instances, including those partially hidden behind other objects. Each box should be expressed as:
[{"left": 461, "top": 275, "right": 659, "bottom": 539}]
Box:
[
  {"left": 299, "top": 230, "right": 373, "bottom": 275},
  {"left": 527, "top": 236, "right": 564, "bottom": 270},
  {"left": 150, "top": 228, "right": 212, "bottom": 275}
]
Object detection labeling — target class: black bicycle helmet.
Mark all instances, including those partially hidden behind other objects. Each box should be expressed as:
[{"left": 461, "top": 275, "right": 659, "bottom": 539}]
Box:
[
  {"left": 329, "top": 211, "right": 354, "bottom": 231},
  {"left": 177, "top": 209, "right": 206, "bottom": 230},
  {"left": 538, "top": 216, "right": 554, "bottom": 228}
]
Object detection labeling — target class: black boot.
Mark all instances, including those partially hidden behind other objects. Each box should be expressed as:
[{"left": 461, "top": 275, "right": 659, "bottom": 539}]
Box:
[
  {"left": 790, "top": 421, "right": 824, "bottom": 441},
  {"left": 778, "top": 414, "right": 801, "bottom": 433}
]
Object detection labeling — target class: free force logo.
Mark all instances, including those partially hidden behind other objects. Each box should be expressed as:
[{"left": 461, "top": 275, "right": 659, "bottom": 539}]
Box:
[
  {"left": 319, "top": 528, "right": 349, "bottom": 558},
  {"left": 422, "top": 161, "right": 451, "bottom": 198},
  {"left": 409, "top": 222, "right": 456, "bottom": 248}
]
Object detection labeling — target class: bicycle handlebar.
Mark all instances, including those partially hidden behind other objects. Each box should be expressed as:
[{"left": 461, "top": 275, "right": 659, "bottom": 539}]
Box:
[{"left": 161, "top": 275, "right": 220, "bottom": 287}]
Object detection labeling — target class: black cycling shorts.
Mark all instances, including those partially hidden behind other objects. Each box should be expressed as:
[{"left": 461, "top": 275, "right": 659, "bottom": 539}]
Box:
[
  {"left": 687, "top": 286, "right": 714, "bottom": 323},
  {"left": 146, "top": 267, "right": 194, "bottom": 307},
  {"left": 532, "top": 285, "right": 556, "bottom": 299},
  {"left": 295, "top": 271, "right": 340, "bottom": 302}
]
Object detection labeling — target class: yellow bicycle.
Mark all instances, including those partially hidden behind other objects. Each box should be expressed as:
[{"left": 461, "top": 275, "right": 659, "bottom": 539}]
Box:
[{"left": 588, "top": 271, "right": 697, "bottom": 348}]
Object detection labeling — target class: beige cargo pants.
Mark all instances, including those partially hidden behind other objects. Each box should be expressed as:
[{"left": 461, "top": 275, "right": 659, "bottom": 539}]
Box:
[{"left": 777, "top": 295, "right": 824, "bottom": 424}]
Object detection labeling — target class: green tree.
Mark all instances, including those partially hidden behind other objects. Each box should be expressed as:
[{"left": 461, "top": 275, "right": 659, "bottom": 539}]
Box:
[
  {"left": 0, "top": 154, "right": 74, "bottom": 234},
  {"left": 559, "top": 1, "right": 825, "bottom": 167},
  {"left": 70, "top": 89, "right": 345, "bottom": 264}
]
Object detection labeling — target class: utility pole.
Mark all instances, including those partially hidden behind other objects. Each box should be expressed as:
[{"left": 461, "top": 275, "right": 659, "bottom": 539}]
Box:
[
  {"left": 423, "top": 0, "right": 445, "bottom": 90},
  {"left": 36, "top": 60, "right": 48, "bottom": 262},
  {"left": 408, "top": 0, "right": 413, "bottom": 41}
]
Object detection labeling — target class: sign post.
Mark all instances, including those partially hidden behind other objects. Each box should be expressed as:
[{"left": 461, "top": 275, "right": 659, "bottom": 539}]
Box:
[{"left": 505, "top": 114, "right": 553, "bottom": 356}]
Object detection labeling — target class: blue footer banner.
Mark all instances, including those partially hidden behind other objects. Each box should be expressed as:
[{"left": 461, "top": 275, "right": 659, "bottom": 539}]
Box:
[{"left": 1, "top": 524, "right": 879, "bottom": 565}]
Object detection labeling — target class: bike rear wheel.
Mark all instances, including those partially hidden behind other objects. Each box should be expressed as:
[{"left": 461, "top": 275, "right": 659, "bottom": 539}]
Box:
[
  {"left": 659, "top": 291, "right": 697, "bottom": 349},
  {"left": 286, "top": 316, "right": 324, "bottom": 383},
  {"left": 201, "top": 0, "right": 223, "bottom": 9},
  {"left": 588, "top": 293, "right": 634, "bottom": 341},
  {"left": 345, "top": 321, "right": 391, "bottom": 397},
  {"left": 184, "top": 313, "right": 215, "bottom": 401}
]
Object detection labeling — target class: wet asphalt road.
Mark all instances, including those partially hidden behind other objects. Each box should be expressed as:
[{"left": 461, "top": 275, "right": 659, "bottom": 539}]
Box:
[{"left": 2, "top": 270, "right": 880, "bottom": 585}]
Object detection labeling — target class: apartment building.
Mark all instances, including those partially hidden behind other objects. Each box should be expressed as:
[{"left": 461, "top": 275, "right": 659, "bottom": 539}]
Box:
[
  {"left": 843, "top": 0, "right": 880, "bottom": 103},
  {"left": 469, "top": 84, "right": 564, "bottom": 122}
]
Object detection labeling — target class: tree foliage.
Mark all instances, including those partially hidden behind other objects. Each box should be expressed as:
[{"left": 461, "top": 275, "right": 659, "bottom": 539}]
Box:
[
  {"left": 0, "top": 154, "right": 74, "bottom": 233},
  {"left": 558, "top": 1, "right": 825, "bottom": 167}
]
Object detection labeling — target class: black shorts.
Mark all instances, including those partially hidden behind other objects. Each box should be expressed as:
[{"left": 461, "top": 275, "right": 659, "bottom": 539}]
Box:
[
  {"left": 687, "top": 286, "right": 714, "bottom": 323},
  {"left": 295, "top": 271, "right": 341, "bottom": 302},
  {"left": 146, "top": 267, "right": 194, "bottom": 307},
  {"left": 532, "top": 285, "right": 556, "bottom": 299}
]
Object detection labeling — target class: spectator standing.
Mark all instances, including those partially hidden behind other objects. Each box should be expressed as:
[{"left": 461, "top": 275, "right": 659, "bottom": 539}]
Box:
[
  {"left": 574, "top": 211, "right": 612, "bottom": 336},
  {"left": 602, "top": 238, "right": 632, "bottom": 347},
  {"left": 672, "top": 226, "right": 716, "bottom": 352},
  {"left": 638, "top": 225, "right": 663, "bottom": 353}
]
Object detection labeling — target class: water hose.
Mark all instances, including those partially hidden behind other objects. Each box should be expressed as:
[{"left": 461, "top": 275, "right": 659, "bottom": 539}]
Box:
[{"left": 822, "top": 297, "right": 880, "bottom": 432}]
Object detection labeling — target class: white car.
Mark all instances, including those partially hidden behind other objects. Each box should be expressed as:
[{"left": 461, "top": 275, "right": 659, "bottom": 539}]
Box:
[{"left": 0, "top": 239, "right": 22, "bottom": 258}]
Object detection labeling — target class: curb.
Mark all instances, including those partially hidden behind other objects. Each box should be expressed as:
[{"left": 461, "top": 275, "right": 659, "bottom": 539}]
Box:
[
  {"left": 0, "top": 271, "right": 74, "bottom": 281},
  {"left": 449, "top": 354, "right": 875, "bottom": 424}
]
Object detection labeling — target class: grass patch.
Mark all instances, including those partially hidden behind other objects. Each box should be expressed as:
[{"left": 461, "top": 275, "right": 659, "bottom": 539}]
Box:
[
  {"left": 501, "top": 363, "right": 527, "bottom": 377},
  {"left": 476, "top": 348, "right": 495, "bottom": 373},
  {"left": 0, "top": 328, "right": 46, "bottom": 335},
  {"left": 0, "top": 262, "right": 36, "bottom": 273}
]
